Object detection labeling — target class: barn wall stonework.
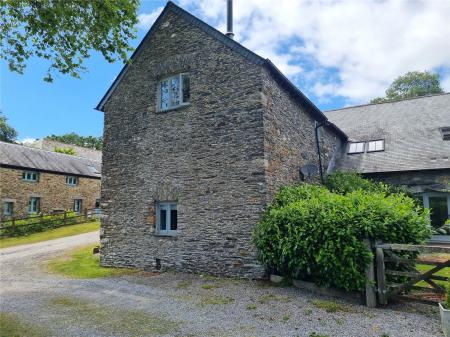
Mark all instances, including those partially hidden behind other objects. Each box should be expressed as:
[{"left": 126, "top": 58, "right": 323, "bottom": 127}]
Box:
[
  {"left": 261, "top": 69, "right": 343, "bottom": 199},
  {"left": 100, "top": 11, "right": 267, "bottom": 278},
  {"left": 100, "top": 11, "right": 343, "bottom": 278},
  {"left": 0, "top": 167, "right": 100, "bottom": 220}
]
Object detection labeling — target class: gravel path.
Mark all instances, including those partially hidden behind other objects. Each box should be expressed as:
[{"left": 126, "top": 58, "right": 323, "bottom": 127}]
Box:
[{"left": 0, "top": 233, "right": 443, "bottom": 337}]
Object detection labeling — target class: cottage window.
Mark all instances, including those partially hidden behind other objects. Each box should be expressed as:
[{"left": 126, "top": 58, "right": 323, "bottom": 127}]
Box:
[
  {"left": 158, "top": 74, "right": 190, "bottom": 111},
  {"left": 367, "top": 140, "right": 384, "bottom": 152},
  {"left": 441, "top": 127, "right": 450, "bottom": 141},
  {"left": 422, "top": 193, "right": 450, "bottom": 229},
  {"left": 3, "top": 202, "right": 13, "bottom": 216},
  {"left": 23, "top": 171, "right": 39, "bottom": 182},
  {"left": 66, "top": 176, "right": 79, "bottom": 186},
  {"left": 73, "top": 199, "right": 82, "bottom": 213},
  {"left": 156, "top": 202, "right": 177, "bottom": 235},
  {"left": 348, "top": 142, "right": 364, "bottom": 154},
  {"left": 28, "top": 197, "right": 40, "bottom": 214}
]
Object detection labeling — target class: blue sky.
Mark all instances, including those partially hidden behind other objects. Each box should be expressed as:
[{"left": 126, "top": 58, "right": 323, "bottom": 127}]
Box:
[{"left": 2, "top": 0, "right": 450, "bottom": 142}]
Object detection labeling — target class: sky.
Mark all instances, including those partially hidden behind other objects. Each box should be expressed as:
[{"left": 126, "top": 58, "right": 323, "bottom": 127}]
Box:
[{"left": 2, "top": 0, "right": 450, "bottom": 143}]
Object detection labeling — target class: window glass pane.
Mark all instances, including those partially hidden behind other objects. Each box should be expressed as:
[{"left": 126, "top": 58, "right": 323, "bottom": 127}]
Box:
[
  {"left": 349, "top": 142, "right": 364, "bottom": 153},
  {"left": 170, "top": 209, "right": 177, "bottom": 230},
  {"left": 368, "top": 142, "right": 376, "bottom": 152},
  {"left": 376, "top": 140, "right": 384, "bottom": 151},
  {"left": 182, "top": 74, "right": 190, "bottom": 103},
  {"left": 160, "top": 80, "right": 169, "bottom": 109},
  {"left": 160, "top": 209, "right": 167, "bottom": 230},
  {"left": 170, "top": 76, "right": 180, "bottom": 106},
  {"left": 429, "top": 196, "right": 449, "bottom": 229},
  {"left": 356, "top": 143, "right": 364, "bottom": 152}
]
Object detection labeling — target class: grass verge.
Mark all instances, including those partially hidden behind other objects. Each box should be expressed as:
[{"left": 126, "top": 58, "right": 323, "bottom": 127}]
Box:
[
  {"left": 0, "top": 312, "right": 50, "bottom": 337},
  {"left": 310, "top": 299, "right": 355, "bottom": 313},
  {"left": 47, "top": 244, "right": 137, "bottom": 279},
  {"left": 0, "top": 221, "right": 99, "bottom": 249}
]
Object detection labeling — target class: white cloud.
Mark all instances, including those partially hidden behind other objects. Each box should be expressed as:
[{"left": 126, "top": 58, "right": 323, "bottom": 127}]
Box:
[
  {"left": 179, "top": 0, "right": 450, "bottom": 103},
  {"left": 19, "top": 137, "right": 37, "bottom": 145},
  {"left": 137, "top": 6, "right": 164, "bottom": 30}
]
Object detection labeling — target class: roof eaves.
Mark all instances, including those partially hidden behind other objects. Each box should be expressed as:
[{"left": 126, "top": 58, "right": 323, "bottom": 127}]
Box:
[{"left": 263, "top": 59, "right": 348, "bottom": 140}]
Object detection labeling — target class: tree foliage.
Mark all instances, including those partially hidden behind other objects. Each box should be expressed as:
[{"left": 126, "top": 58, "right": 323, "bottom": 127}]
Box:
[
  {"left": 0, "top": 112, "right": 18, "bottom": 143},
  {"left": 47, "top": 133, "right": 102, "bottom": 150},
  {"left": 253, "top": 174, "right": 431, "bottom": 291},
  {"left": 54, "top": 146, "right": 77, "bottom": 155},
  {"left": 370, "top": 71, "right": 444, "bottom": 103},
  {"left": 0, "top": 0, "right": 139, "bottom": 82}
]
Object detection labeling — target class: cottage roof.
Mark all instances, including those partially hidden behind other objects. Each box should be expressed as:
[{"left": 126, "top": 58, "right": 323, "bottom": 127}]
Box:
[
  {"left": 95, "top": 1, "right": 347, "bottom": 140},
  {"left": 0, "top": 141, "right": 101, "bottom": 178},
  {"left": 325, "top": 93, "right": 450, "bottom": 173}
]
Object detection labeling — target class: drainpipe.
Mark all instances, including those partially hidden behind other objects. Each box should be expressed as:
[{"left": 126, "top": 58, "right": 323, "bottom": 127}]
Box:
[{"left": 315, "top": 121, "right": 328, "bottom": 184}]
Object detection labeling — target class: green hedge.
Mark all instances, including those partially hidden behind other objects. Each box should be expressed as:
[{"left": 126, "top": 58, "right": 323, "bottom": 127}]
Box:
[
  {"left": 253, "top": 174, "right": 431, "bottom": 291},
  {"left": 1, "top": 212, "right": 91, "bottom": 237}
]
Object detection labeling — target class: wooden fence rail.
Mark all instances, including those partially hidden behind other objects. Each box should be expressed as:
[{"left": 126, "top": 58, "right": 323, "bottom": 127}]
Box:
[
  {"left": 370, "top": 242, "right": 450, "bottom": 306},
  {"left": 0, "top": 209, "right": 99, "bottom": 238}
]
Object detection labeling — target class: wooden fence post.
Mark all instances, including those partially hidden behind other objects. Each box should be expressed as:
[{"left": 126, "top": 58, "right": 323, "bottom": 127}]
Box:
[
  {"left": 364, "top": 239, "right": 377, "bottom": 308},
  {"left": 376, "top": 243, "right": 388, "bottom": 305},
  {"left": 63, "top": 211, "right": 67, "bottom": 226}
]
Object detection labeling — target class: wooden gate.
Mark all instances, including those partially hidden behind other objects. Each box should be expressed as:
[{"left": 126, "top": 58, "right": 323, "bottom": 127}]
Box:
[{"left": 373, "top": 243, "right": 450, "bottom": 305}]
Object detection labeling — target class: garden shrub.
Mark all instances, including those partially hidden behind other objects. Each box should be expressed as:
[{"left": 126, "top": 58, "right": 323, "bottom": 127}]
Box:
[{"left": 254, "top": 177, "right": 431, "bottom": 291}]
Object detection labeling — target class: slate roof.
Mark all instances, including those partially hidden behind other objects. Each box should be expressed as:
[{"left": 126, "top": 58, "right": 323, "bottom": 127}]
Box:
[
  {"left": 0, "top": 141, "right": 101, "bottom": 178},
  {"left": 95, "top": 1, "right": 347, "bottom": 140},
  {"left": 325, "top": 93, "right": 450, "bottom": 173}
]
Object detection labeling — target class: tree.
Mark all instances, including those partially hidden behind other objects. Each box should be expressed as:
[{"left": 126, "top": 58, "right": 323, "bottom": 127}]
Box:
[
  {"left": 0, "top": 112, "right": 18, "bottom": 143},
  {"left": 0, "top": 0, "right": 139, "bottom": 82},
  {"left": 370, "top": 71, "right": 444, "bottom": 103},
  {"left": 47, "top": 133, "right": 103, "bottom": 150}
]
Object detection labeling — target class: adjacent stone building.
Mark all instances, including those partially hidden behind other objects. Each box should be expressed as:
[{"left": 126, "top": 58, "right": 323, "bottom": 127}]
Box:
[
  {"left": 0, "top": 141, "right": 101, "bottom": 220},
  {"left": 326, "top": 93, "right": 450, "bottom": 240},
  {"left": 96, "top": 2, "right": 346, "bottom": 278}
]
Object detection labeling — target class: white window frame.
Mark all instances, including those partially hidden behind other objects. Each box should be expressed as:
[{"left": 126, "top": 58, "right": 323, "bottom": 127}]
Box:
[
  {"left": 23, "top": 171, "right": 39, "bottom": 182},
  {"left": 157, "top": 73, "right": 190, "bottom": 111},
  {"left": 422, "top": 192, "right": 450, "bottom": 225},
  {"left": 3, "top": 202, "right": 13, "bottom": 216},
  {"left": 28, "top": 197, "right": 40, "bottom": 214},
  {"left": 73, "top": 199, "right": 82, "bottom": 213},
  {"left": 66, "top": 176, "right": 79, "bottom": 186},
  {"left": 367, "top": 139, "right": 385, "bottom": 152},
  {"left": 348, "top": 142, "right": 365, "bottom": 154},
  {"left": 156, "top": 202, "right": 178, "bottom": 236}
]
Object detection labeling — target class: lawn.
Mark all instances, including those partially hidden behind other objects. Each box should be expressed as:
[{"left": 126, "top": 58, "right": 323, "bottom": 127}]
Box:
[
  {"left": 47, "top": 244, "right": 138, "bottom": 278},
  {"left": 0, "top": 221, "right": 99, "bottom": 249},
  {"left": 0, "top": 312, "right": 50, "bottom": 337},
  {"left": 416, "top": 264, "right": 450, "bottom": 288}
]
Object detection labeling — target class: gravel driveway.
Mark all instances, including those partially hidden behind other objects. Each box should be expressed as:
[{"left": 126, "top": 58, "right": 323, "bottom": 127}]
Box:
[{"left": 0, "top": 232, "right": 443, "bottom": 337}]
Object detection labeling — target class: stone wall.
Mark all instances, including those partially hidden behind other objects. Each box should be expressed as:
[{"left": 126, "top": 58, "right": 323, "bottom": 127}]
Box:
[
  {"left": 0, "top": 167, "right": 101, "bottom": 220},
  {"left": 100, "top": 11, "right": 267, "bottom": 278},
  {"left": 365, "top": 169, "right": 450, "bottom": 194},
  {"left": 261, "top": 69, "right": 343, "bottom": 200}
]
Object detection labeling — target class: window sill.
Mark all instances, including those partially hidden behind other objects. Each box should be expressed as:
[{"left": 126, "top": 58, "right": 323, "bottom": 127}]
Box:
[
  {"left": 153, "top": 233, "right": 179, "bottom": 239},
  {"left": 155, "top": 103, "right": 190, "bottom": 114}
]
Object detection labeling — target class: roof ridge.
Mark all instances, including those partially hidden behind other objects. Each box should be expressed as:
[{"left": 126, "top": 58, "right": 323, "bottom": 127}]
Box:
[
  {"left": 0, "top": 141, "right": 101, "bottom": 163},
  {"left": 325, "top": 92, "right": 450, "bottom": 113}
]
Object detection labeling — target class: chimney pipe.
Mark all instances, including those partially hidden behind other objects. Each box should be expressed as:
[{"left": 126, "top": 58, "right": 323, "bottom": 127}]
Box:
[{"left": 226, "top": 0, "right": 234, "bottom": 39}]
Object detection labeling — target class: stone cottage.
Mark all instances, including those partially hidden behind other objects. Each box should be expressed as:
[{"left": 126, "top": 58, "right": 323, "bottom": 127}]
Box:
[
  {"left": 96, "top": 1, "right": 346, "bottom": 278},
  {"left": 0, "top": 141, "right": 101, "bottom": 220}
]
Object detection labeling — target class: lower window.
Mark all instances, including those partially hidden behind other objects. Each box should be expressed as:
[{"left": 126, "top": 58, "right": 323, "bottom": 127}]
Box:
[
  {"left": 156, "top": 202, "right": 177, "bottom": 235},
  {"left": 422, "top": 193, "right": 450, "bottom": 229},
  {"left": 74, "top": 199, "right": 82, "bottom": 213},
  {"left": 3, "top": 202, "right": 13, "bottom": 216},
  {"left": 29, "top": 197, "right": 40, "bottom": 214}
]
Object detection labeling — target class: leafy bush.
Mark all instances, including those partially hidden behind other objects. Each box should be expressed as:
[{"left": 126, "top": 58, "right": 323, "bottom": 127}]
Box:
[
  {"left": 1, "top": 211, "right": 92, "bottom": 237},
  {"left": 54, "top": 147, "right": 77, "bottom": 156},
  {"left": 445, "top": 284, "right": 450, "bottom": 309},
  {"left": 254, "top": 181, "right": 431, "bottom": 291}
]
